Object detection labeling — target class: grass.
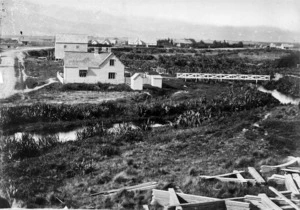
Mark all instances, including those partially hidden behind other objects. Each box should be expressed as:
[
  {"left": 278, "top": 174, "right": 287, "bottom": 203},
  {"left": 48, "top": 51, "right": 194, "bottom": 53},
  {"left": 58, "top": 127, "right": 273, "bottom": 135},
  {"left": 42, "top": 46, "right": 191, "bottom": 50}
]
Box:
[
  {"left": 1, "top": 105, "right": 298, "bottom": 208},
  {"left": 24, "top": 59, "right": 62, "bottom": 81}
]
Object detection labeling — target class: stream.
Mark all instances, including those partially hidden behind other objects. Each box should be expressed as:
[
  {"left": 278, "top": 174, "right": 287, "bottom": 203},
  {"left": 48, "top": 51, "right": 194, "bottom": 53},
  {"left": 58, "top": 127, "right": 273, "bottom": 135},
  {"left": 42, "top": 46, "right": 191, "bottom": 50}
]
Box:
[
  {"left": 257, "top": 86, "right": 300, "bottom": 105},
  {"left": 9, "top": 122, "right": 168, "bottom": 143}
]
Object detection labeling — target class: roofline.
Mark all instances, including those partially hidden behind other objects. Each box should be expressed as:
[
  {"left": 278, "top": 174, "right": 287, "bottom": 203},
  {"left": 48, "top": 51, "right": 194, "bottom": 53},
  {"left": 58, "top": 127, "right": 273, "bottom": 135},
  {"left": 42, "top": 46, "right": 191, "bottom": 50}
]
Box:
[
  {"left": 56, "top": 42, "right": 88, "bottom": 44},
  {"left": 64, "top": 52, "right": 115, "bottom": 68}
]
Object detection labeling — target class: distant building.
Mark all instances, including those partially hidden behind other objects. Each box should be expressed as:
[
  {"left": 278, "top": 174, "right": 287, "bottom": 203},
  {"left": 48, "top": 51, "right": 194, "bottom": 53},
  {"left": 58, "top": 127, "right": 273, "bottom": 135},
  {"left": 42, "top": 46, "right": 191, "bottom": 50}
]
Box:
[
  {"left": 55, "top": 34, "right": 88, "bottom": 60},
  {"left": 151, "top": 66, "right": 167, "bottom": 74},
  {"left": 173, "top": 39, "right": 193, "bottom": 48},
  {"left": 62, "top": 52, "right": 124, "bottom": 84},
  {"left": 280, "top": 43, "right": 294, "bottom": 50},
  {"left": 128, "top": 38, "right": 146, "bottom": 47},
  {"left": 269, "top": 43, "right": 294, "bottom": 50}
]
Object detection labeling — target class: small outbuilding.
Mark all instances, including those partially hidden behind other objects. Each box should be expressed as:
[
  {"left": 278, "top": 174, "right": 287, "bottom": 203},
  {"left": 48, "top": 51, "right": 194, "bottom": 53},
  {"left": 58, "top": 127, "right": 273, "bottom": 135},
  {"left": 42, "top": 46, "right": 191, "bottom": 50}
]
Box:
[
  {"left": 130, "top": 73, "right": 143, "bottom": 90},
  {"left": 149, "top": 75, "right": 163, "bottom": 88}
]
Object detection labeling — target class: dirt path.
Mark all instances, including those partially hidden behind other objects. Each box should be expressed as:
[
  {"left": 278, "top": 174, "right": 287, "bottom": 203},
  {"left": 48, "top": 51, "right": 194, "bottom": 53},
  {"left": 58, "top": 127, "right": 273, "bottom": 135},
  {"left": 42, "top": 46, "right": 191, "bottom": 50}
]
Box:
[{"left": 0, "top": 47, "right": 53, "bottom": 99}]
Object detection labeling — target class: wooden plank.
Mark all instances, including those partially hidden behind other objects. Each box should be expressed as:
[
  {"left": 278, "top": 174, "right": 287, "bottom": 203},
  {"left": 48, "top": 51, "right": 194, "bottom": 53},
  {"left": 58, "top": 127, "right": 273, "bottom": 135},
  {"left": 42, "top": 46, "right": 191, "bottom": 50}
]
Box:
[
  {"left": 292, "top": 173, "right": 300, "bottom": 189},
  {"left": 285, "top": 174, "right": 299, "bottom": 194},
  {"left": 214, "top": 177, "right": 256, "bottom": 184},
  {"left": 200, "top": 171, "right": 245, "bottom": 179},
  {"left": 234, "top": 170, "right": 247, "bottom": 183},
  {"left": 248, "top": 167, "right": 266, "bottom": 184},
  {"left": 142, "top": 205, "right": 149, "bottom": 210},
  {"left": 249, "top": 200, "right": 271, "bottom": 210},
  {"left": 225, "top": 200, "right": 250, "bottom": 208},
  {"left": 151, "top": 189, "right": 220, "bottom": 207},
  {"left": 261, "top": 158, "right": 299, "bottom": 173},
  {"left": 269, "top": 186, "right": 300, "bottom": 210},
  {"left": 281, "top": 206, "right": 295, "bottom": 210},
  {"left": 258, "top": 193, "right": 282, "bottom": 210},
  {"left": 169, "top": 188, "right": 182, "bottom": 210},
  {"left": 287, "top": 167, "right": 300, "bottom": 171},
  {"left": 171, "top": 200, "right": 226, "bottom": 210},
  {"left": 91, "top": 182, "right": 157, "bottom": 196},
  {"left": 282, "top": 169, "right": 300, "bottom": 174},
  {"left": 268, "top": 174, "right": 286, "bottom": 185}
]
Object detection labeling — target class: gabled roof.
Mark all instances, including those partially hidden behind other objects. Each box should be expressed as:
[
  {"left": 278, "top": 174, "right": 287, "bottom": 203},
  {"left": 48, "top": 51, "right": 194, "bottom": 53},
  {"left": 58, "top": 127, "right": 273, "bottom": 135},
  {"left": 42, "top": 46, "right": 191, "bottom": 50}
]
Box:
[
  {"left": 91, "top": 40, "right": 99, "bottom": 44},
  {"left": 56, "top": 34, "right": 88, "bottom": 44},
  {"left": 132, "top": 73, "right": 143, "bottom": 80},
  {"left": 128, "top": 38, "right": 146, "bottom": 45},
  {"left": 64, "top": 52, "right": 113, "bottom": 68}
]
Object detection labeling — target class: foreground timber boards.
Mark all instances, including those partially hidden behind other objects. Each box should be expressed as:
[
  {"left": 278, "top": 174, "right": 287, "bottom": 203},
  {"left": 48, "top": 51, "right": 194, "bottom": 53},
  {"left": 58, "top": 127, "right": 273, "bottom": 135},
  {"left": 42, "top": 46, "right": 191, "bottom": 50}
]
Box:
[{"left": 151, "top": 189, "right": 225, "bottom": 210}]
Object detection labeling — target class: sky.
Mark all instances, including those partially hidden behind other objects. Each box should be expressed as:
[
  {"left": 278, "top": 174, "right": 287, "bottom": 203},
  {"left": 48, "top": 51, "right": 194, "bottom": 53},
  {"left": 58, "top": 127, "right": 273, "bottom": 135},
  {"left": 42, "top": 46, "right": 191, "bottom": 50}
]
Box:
[{"left": 23, "top": 0, "right": 300, "bottom": 32}]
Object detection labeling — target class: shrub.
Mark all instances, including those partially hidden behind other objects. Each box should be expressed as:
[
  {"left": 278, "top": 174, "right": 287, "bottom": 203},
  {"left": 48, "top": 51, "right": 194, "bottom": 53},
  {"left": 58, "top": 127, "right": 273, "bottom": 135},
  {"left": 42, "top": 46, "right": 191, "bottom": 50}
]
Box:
[
  {"left": 76, "top": 123, "right": 106, "bottom": 141},
  {"left": 61, "top": 83, "right": 132, "bottom": 92},
  {"left": 188, "top": 167, "right": 198, "bottom": 176},
  {"left": 0, "top": 134, "right": 59, "bottom": 161},
  {"left": 265, "top": 134, "right": 295, "bottom": 150},
  {"left": 96, "top": 172, "right": 112, "bottom": 184}
]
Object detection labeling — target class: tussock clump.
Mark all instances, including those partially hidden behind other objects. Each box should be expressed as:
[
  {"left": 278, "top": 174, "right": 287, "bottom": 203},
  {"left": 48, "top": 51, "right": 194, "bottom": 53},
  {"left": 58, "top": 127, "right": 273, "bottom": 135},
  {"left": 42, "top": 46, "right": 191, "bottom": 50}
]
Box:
[
  {"left": 244, "top": 130, "right": 259, "bottom": 141},
  {"left": 188, "top": 167, "right": 198, "bottom": 177},
  {"left": 125, "top": 158, "right": 134, "bottom": 167},
  {"left": 113, "top": 171, "right": 133, "bottom": 184},
  {"left": 96, "top": 171, "right": 112, "bottom": 185},
  {"left": 234, "top": 156, "right": 254, "bottom": 168},
  {"left": 0, "top": 197, "right": 10, "bottom": 208},
  {"left": 252, "top": 149, "right": 269, "bottom": 158},
  {"left": 116, "top": 130, "right": 143, "bottom": 144}
]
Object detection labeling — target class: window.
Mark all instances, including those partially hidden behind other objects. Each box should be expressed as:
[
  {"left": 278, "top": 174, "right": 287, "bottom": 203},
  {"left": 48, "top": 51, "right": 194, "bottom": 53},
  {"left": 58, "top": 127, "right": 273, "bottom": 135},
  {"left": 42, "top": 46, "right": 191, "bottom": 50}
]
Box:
[
  {"left": 108, "top": 72, "right": 115, "bottom": 79},
  {"left": 79, "top": 70, "right": 87, "bottom": 77},
  {"left": 64, "top": 45, "right": 67, "bottom": 49},
  {"left": 109, "top": 59, "right": 115, "bottom": 66}
]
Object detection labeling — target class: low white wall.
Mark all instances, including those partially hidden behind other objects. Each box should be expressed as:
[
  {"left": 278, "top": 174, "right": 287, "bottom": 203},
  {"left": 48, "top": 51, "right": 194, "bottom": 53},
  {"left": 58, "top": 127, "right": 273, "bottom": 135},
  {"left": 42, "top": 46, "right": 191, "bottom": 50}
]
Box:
[{"left": 57, "top": 71, "right": 64, "bottom": 84}]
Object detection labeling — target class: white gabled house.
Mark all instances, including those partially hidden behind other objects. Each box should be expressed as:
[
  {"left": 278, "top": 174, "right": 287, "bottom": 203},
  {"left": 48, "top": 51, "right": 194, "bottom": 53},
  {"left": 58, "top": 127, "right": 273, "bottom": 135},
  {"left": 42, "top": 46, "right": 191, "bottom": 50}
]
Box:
[
  {"left": 55, "top": 34, "right": 88, "bottom": 60},
  {"left": 61, "top": 52, "right": 124, "bottom": 84}
]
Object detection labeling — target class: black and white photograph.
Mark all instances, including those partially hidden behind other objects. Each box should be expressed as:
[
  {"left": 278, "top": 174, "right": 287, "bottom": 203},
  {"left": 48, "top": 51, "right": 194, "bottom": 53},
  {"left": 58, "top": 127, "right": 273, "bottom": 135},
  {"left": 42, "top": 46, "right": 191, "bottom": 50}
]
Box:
[{"left": 0, "top": 0, "right": 300, "bottom": 209}]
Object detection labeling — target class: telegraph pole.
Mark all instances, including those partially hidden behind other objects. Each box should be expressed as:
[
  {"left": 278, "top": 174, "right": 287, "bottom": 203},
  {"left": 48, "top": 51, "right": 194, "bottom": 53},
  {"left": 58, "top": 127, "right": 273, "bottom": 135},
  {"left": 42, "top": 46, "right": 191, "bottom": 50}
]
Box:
[{"left": 0, "top": 0, "right": 6, "bottom": 46}]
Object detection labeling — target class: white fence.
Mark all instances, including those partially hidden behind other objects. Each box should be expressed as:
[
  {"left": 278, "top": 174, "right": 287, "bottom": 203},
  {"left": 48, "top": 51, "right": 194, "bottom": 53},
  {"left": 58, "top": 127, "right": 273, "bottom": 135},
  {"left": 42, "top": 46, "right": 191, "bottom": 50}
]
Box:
[
  {"left": 57, "top": 71, "right": 64, "bottom": 84},
  {"left": 176, "top": 73, "right": 270, "bottom": 81}
]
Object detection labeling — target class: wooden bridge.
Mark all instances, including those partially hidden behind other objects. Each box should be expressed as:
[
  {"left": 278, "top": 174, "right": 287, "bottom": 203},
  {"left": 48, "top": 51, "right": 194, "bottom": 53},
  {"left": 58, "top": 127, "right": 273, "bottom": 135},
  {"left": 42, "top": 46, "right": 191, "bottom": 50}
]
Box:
[{"left": 176, "top": 73, "right": 270, "bottom": 82}]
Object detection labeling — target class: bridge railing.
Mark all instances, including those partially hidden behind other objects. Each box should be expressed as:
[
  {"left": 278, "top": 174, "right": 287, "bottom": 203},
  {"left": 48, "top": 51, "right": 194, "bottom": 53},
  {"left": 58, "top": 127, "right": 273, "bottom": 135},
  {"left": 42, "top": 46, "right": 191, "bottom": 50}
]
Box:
[{"left": 176, "top": 73, "right": 270, "bottom": 81}]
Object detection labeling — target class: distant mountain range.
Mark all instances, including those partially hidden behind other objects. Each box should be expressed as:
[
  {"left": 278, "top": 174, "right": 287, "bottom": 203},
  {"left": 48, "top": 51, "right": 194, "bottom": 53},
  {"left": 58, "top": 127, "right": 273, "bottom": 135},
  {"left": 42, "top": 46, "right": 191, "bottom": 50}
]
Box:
[{"left": 2, "top": 0, "right": 300, "bottom": 43}]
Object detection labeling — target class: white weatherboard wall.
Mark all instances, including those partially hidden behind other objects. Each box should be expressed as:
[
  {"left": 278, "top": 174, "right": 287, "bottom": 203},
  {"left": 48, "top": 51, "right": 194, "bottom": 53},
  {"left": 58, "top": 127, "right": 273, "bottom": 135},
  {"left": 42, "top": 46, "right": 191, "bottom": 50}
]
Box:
[
  {"left": 55, "top": 43, "right": 88, "bottom": 59},
  {"left": 150, "top": 75, "right": 162, "bottom": 88},
  {"left": 130, "top": 73, "right": 143, "bottom": 90},
  {"left": 63, "top": 55, "right": 124, "bottom": 84}
]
